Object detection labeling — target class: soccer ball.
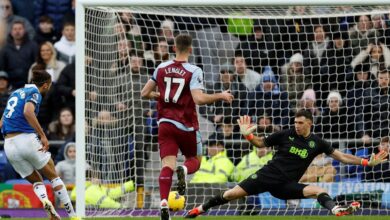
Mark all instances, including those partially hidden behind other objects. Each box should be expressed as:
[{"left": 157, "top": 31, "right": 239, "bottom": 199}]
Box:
[{"left": 168, "top": 191, "right": 185, "bottom": 211}]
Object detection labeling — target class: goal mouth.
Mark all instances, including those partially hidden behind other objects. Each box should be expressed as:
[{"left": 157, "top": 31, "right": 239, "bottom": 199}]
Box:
[{"left": 78, "top": 2, "right": 390, "bottom": 217}]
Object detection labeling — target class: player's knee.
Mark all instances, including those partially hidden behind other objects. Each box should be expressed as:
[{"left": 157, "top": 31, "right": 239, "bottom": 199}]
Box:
[
  {"left": 223, "top": 189, "right": 241, "bottom": 201},
  {"left": 51, "top": 177, "right": 65, "bottom": 191}
]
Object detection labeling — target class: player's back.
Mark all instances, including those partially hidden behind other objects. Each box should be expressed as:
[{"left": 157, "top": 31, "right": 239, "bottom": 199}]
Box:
[
  {"left": 2, "top": 84, "right": 42, "bottom": 135},
  {"left": 153, "top": 60, "right": 204, "bottom": 130}
]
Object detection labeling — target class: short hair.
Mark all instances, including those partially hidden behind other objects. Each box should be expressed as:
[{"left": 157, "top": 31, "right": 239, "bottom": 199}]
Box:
[
  {"left": 31, "top": 69, "right": 51, "bottom": 87},
  {"left": 174, "top": 34, "right": 192, "bottom": 53},
  {"left": 39, "top": 15, "right": 53, "bottom": 24},
  {"left": 12, "top": 20, "right": 25, "bottom": 28},
  {"left": 63, "top": 22, "right": 75, "bottom": 29},
  {"left": 381, "top": 136, "right": 389, "bottom": 143},
  {"left": 295, "top": 109, "right": 313, "bottom": 122}
]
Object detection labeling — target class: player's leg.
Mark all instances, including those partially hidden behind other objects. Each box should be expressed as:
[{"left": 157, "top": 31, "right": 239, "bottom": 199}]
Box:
[
  {"left": 185, "top": 185, "right": 248, "bottom": 218},
  {"left": 303, "top": 185, "right": 360, "bottom": 216},
  {"left": 39, "top": 158, "right": 77, "bottom": 218},
  {"left": 185, "top": 170, "right": 267, "bottom": 218},
  {"left": 158, "top": 123, "right": 181, "bottom": 220},
  {"left": 177, "top": 130, "right": 201, "bottom": 195}
]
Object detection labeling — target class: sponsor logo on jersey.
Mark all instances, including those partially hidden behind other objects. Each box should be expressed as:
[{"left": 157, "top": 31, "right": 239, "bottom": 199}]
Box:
[
  {"left": 309, "top": 141, "right": 315, "bottom": 148},
  {"left": 289, "top": 136, "right": 295, "bottom": 142},
  {"left": 289, "top": 146, "right": 308, "bottom": 159}
]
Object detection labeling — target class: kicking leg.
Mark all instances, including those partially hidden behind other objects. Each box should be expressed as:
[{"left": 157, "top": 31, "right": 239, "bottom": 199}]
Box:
[
  {"left": 185, "top": 185, "right": 248, "bottom": 218},
  {"left": 40, "top": 159, "right": 76, "bottom": 218},
  {"left": 177, "top": 156, "right": 200, "bottom": 195},
  {"left": 25, "top": 170, "right": 61, "bottom": 220},
  {"left": 303, "top": 185, "right": 360, "bottom": 216}
]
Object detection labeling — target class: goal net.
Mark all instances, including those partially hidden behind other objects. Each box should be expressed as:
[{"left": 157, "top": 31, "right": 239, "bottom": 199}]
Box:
[{"left": 80, "top": 2, "right": 390, "bottom": 217}]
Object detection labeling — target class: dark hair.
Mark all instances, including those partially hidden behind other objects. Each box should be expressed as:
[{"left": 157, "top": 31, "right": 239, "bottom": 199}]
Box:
[
  {"left": 381, "top": 136, "right": 389, "bottom": 143},
  {"left": 222, "top": 116, "right": 233, "bottom": 124},
  {"left": 39, "top": 15, "right": 53, "bottom": 24},
  {"left": 295, "top": 109, "right": 313, "bottom": 122},
  {"left": 12, "top": 20, "right": 25, "bottom": 28},
  {"left": 31, "top": 69, "right": 51, "bottom": 87},
  {"left": 63, "top": 22, "right": 75, "bottom": 29},
  {"left": 354, "top": 63, "right": 370, "bottom": 73},
  {"left": 174, "top": 34, "right": 192, "bottom": 53}
]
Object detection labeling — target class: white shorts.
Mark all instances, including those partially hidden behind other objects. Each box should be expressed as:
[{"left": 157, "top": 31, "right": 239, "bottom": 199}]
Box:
[{"left": 4, "top": 133, "right": 51, "bottom": 178}]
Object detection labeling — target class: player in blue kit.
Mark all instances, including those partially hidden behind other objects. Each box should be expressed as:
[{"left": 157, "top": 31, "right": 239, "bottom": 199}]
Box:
[{"left": 0, "top": 70, "right": 79, "bottom": 220}]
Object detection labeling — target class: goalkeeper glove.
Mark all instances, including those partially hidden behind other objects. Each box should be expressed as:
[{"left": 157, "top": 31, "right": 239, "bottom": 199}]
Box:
[
  {"left": 237, "top": 115, "right": 257, "bottom": 140},
  {"left": 361, "top": 150, "right": 388, "bottom": 167}
]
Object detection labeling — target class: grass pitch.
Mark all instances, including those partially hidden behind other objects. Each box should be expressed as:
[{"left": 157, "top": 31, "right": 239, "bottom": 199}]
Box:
[{"left": 9, "top": 216, "right": 390, "bottom": 220}]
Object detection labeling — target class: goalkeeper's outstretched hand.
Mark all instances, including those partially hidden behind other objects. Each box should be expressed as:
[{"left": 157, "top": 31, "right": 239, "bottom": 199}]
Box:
[
  {"left": 368, "top": 150, "right": 388, "bottom": 167},
  {"left": 237, "top": 115, "right": 257, "bottom": 136}
]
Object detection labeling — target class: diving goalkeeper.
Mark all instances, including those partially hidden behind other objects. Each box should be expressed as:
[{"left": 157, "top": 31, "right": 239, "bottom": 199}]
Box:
[{"left": 186, "top": 109, "right": 388, "bottom": 218}]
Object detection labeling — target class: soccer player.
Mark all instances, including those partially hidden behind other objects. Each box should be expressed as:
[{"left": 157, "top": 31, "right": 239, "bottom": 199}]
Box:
[
  {"left": 185, "top": 109, "right": 388, "bottom": 218},
  {"left": 141, "top": 34, "right": 234, "bottom": 220},
  {"left": 1, "top": 70, "right": 79, "bottom": 220}
]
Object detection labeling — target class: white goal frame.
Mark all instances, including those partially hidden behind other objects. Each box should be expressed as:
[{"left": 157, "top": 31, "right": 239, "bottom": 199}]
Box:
[{"left": 75, "top": 0, "right": 390, "bottom": 217}]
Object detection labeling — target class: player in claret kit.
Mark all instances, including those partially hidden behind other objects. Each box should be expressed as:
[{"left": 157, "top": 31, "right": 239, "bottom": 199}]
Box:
[
  {"left": 185, "top": 109, "right": 388, "bottom": 218},
  {"left": 1, "top": 70, "right": 80, "bottom": 220},
  {"left": 141, "top": 34, "right": 234, "bottom": 220}
]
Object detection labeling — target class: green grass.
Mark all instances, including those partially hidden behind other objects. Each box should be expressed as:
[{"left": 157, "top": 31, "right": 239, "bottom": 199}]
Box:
[{"left": 9, "top": 217, "right": 390, "bottom": 220}]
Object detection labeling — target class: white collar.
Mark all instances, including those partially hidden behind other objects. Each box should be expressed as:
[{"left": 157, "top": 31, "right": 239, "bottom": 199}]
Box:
[{"left": 24, "top": 84, "right": 38, "bottom": 89}]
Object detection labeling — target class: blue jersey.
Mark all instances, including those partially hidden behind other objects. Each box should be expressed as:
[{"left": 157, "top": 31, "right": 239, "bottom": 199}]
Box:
[{"left": 2, "top": 84, "right": 42, "bottom": 135}]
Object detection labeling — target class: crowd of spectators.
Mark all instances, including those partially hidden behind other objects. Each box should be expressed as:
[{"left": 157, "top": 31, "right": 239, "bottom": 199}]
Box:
[
  {"left": 0, "top": 0, "right": 75, "bottom": 181},
  {"left": 1, "top": 4, "right": 390, "bottom": 185}
]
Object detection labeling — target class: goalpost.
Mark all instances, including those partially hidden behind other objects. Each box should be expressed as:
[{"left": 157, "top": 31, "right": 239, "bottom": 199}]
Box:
[{"left": 76, "top": 0, "right": 390, "bottom": 217}]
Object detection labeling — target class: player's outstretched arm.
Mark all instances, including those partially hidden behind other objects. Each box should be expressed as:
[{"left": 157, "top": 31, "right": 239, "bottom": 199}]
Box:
[
  {"left": 330, "top": 149, "right": 388, "bottom": 167},
  {"left": 191, "top": 89, "right": 233, "bottom": 105},
  {"left": 141, "top": 79, "right": 160, "bottom": 100},
  {"left": 237, "top": 115, "right": 265, "bottom": 148},
  {"left": 24, "top": 102, "right": 49, "bottom": 151}
]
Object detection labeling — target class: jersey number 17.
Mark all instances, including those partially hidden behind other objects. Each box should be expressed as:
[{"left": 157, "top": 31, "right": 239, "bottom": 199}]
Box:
[{"left": 164, "top": 77, "right": 185, "bottom": 103}]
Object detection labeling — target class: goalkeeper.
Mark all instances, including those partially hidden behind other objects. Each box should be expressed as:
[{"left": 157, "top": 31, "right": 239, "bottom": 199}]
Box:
[{"left": 186, "top": 109, "right": 388, "bottom": 218}]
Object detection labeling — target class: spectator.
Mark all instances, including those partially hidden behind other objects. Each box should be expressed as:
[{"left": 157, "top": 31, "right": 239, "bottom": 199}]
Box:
[
  {"left": 198, "top": 69, "right": 245, "bottom": 124},
  {"left": 0, "top": 20, "right": 38, "bottom": 89},
  {"left": 328, "top": 32, "right": 353, "bottom": 97},
  {"left": 303, "top": 24, "right": 335, "bottom": 106},
  {"left": 34, "top": 15, "right": 59, "bottom": 44},
  {"left": 233, "top": 146, "right": 273, "bottom": 182},
  {"left": 129, "top": 54, "right": 147, "bottom": 75},
  {"left": 315, "top": 91, "right": 348, "bottom": 140},
  {"left": 363, "top": 68, "right": 390, "bottom": 139},
  {"left": 1, "top": 0, "right": 35, "bottom": 40},
  {"left": 34, "top": 0, "right": 72, "bottom": 35},
  {"left": 257, "top": 114, "right": 281, "bottom": 136},
  {"left": 254, "top": 67, "right": 290, "bottom": 125},
  {"left": 208, "top": 116, "right": 247, "bottom": 165},
  {"left": 349, "top": 15, "right": 378, "bottom": 55},
  {"left": 119, "top": 12, "right": 143, "bottom": 51},
  {"left": 0, "top": 71, "right": 11, "bottom": 117},
  {"left": 55, "top": 142, "right": 76, "bottom": 184},
  {"left": 235, "top": 25, "right": 276, "bottom": 74},
  {"left": 47, "top": 107, "right": 75, "bottom": 140},
  {"left": 280, "top": 53, "right": 311, "bottom": 111},
  {"left": 28, "top": 41, "right": 66, "bottom": 83},
  {"left": 234, "top": 52, "right": 261, "bottom": 91},
  {"left": 300, "top": 154, "right": 336, "bottom": 182},
  {"left": 346, "top": 64, "right": 375, "bottom": 141},
  {"left": 364, "top": 136, "right": 390, "bottom": 182},
  {"left": 54, "top": 22, "right": 75, "bottom": 64},
  {"left": 159, "top": 19, "right": 175, "bottom": 46},
  {"left": 190, "top": 140, "right": 234, "bottom": 184},
  {"left": 0, "top": 15, "right": 6, "bottom": 47},
  {"left": 144, "top": 38, "right": 174, "bottom": 68},
  {"left": 371, "top": 13, "right": 390, "bottom": 45},
  {"left": 293, "top": 89, "right": 321, "bottom": 124},
  {"left": 62, "top": 0, "right": 75, "bottom": 25},
  {"left": 56, "top": 62, "right": 75, "bottom": 112},
  {"left": 351, "top": 43, "right": 390, "bottom": 79}
]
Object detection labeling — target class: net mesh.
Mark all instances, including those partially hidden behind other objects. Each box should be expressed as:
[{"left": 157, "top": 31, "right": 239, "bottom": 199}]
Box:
[{"left": 83, "top": 5, "right": 390, "bottom": 216}]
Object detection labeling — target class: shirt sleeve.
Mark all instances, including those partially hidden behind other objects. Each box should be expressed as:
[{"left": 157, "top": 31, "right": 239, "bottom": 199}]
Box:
[
  {"left": 26, "top": 90, "right": 41, "bottom": 105},
  {"left": 151, "top": 67, "right": 159, "bottom": 82},
  {"left": 190, "top": 68, "right": 205, "bottom": 90},
  {"left": 264, "top": 130, "right": 287, "bottom": 147},
  {"left": 319, "top": 138, "right": 335, "bottom": 155}
]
